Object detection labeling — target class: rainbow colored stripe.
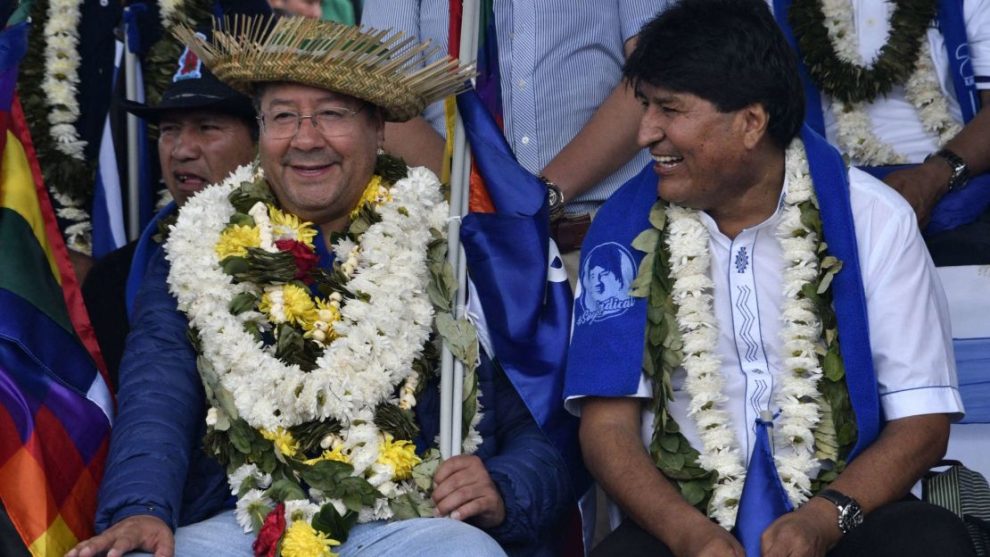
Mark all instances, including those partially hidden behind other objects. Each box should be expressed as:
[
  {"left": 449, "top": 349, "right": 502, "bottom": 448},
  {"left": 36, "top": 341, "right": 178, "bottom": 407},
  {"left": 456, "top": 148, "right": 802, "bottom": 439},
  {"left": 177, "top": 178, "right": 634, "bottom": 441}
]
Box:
[{"left": 0, "top": 22, "right": 112, "bottom": 556}]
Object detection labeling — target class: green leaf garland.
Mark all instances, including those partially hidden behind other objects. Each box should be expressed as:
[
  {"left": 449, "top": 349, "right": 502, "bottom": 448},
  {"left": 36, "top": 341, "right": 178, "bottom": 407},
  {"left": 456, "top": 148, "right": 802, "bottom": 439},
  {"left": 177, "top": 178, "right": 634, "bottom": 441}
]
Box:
[{"left": 789, "top": 0, "right": 937, "bottom": 104}]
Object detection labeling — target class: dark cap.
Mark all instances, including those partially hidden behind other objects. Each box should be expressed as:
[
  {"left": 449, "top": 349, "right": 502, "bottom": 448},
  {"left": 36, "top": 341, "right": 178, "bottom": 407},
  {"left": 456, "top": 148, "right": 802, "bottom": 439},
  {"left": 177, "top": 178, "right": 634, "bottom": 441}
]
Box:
[{"left": 121, "top": 40, "right": 256, "bottom": 124}]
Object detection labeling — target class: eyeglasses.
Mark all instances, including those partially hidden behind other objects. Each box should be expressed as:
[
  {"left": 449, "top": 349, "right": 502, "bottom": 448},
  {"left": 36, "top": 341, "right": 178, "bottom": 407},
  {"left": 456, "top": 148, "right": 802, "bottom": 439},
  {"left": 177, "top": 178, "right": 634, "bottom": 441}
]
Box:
[{"left": 257, "top": 105, "right": 365, "bottom": 139}]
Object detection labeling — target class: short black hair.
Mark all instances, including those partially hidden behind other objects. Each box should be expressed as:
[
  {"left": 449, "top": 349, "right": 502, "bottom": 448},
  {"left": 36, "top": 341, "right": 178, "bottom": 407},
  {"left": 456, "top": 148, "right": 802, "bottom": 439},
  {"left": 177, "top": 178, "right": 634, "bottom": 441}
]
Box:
[{"left": 624, "top": 0, "right": 804, "bottom": 148}]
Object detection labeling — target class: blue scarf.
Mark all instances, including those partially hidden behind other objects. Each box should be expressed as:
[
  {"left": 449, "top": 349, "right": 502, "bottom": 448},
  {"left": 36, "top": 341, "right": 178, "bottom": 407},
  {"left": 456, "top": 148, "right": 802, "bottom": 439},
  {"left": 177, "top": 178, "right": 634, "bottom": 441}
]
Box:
[
  {"left": 564, "top": 126, "right": 881, "bottom": 553},
  {"left": 125, "top": 202, "right": 176, "bottom": 319}
]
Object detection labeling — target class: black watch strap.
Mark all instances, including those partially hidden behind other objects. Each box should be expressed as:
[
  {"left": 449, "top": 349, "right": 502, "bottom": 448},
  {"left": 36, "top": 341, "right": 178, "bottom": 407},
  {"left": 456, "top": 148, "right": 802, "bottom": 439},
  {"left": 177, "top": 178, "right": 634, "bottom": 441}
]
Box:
[{"left": 817, "top": 488, "right": 864, "bottom": 534}]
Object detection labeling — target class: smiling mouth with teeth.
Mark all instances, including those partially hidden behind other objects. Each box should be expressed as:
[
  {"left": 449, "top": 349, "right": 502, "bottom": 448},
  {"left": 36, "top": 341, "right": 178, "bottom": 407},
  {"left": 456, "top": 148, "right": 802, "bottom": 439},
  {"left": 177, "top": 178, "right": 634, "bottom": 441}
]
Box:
[{"left": 653, "top": 155, "right": 683, "bottom": 167}]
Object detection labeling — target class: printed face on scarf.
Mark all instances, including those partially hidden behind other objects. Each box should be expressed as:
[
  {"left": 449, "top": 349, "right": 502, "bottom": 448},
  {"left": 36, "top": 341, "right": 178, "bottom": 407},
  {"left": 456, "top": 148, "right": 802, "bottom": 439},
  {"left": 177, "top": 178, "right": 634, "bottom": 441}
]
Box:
[
  {"left": 257, "top": 83, "right": 384, "bottom": 232},
  {"left": 158, "top": 110, "right": 256, "bottom": 207},
  {"left": 636, "top": 83, "right": 756, "bottom": 213}
]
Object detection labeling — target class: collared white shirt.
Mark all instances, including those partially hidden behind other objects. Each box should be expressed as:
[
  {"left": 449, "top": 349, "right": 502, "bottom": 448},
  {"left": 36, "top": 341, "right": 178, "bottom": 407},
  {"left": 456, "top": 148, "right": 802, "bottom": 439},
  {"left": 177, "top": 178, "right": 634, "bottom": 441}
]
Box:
[{"left": 629, "top": 168, "right": 964, "bottom": 463}]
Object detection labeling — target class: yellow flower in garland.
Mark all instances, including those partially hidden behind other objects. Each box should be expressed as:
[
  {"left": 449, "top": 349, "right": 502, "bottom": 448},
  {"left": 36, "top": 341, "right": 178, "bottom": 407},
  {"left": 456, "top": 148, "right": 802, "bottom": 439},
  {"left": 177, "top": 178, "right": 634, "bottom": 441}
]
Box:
[
  {"left": 281, "top": 520, "right": 340, "bottom": 557},
  {"left": 322, "top": 445, "right": 350, "bottom": 464},
  {"left": 301, "top": 445, "right": 350, "bottom": 466},
  {"left": 376, "top": 433, "right": 420, "bottom": 480},
  {"left": 269, "top": 206, "right": 317, "bottom": 248},
  {"left": 259, "top": 284, "right": 318, "bottom": 328},
  {"left": 305, "top": 298, "right": 342, "bottom": 343},
  {"left": 348, "top": 175, "right": 391, "bottom": 220},
  {"left": 215, "top": 224, "right": 261, "bottom": 259},
  {"left": 261, "top": 427, "right": 299, "bottom": 459}
]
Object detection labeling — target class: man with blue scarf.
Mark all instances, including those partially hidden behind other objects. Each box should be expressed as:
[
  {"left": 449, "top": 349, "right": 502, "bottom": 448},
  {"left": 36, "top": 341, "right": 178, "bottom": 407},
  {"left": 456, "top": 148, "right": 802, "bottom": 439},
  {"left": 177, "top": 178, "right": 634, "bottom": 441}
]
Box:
[{"left": 565, "top": 1, "right": 974, "bottom": 555}]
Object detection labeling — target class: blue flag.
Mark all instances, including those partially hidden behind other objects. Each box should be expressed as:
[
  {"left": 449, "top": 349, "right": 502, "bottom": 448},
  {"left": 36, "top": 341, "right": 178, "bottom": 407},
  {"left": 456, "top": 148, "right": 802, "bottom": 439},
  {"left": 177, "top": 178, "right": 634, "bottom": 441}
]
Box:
[
  {"left": 92, "top": 5, "right": 155, "bottom": 259},
  {"left": 733, "top": 417, "right": 794, "bottom": 555},
  {"left": 456, "top": 89, "right": 586, "bottom": 491}
]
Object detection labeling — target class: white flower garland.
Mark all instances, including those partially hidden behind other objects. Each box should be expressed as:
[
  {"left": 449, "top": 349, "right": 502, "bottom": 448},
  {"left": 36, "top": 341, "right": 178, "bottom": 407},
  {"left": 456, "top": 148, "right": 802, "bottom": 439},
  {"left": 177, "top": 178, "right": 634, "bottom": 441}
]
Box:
[
  {"left": 169, "top": 164, "right": 476, "bottom": 534},
  {"left": 666, "top": 139, "right": 823, "bottom": 528},
  {"left": 167, "top": 164, "right": 445, "bottom": 431},
  {"left": 42, "top": 0, "right": 86, "bottom": 161},
  {"left": 158, "top": 0, "right": 184, "bottom": 28},
  {"left": 821, "top": 0, "right": 961, "bottom": 165}
]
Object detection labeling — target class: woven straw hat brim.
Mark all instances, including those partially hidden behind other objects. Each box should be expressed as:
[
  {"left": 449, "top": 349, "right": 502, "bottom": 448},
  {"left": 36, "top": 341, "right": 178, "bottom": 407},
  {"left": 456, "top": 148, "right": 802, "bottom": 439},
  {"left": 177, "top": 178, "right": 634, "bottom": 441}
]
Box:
[
  {"left": 174, "top": 16, "right": 475, "bottom": 123},
  {"left": 211, "top": 59, "right": 430, "bottom": 122}
]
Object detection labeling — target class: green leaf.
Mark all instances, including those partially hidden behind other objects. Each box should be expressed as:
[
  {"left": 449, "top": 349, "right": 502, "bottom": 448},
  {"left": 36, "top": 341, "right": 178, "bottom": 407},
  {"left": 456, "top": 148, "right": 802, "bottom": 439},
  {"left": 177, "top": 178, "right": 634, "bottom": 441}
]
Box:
[
  {"left": 221, "top": 256, "right": 251, "bottom": 277},
  {"left": 648, "top": 201, "right": 667, "bottom": 230},
  {"left": 823, "top": 349, "right": 844, "bottom": 381},
  {"left": 299, "top": 459, "right": 355, "bottom": 491},
  {"left": 680, "top": 480, "right": 708, "bottom": 505},
  {"left": 817, "top": 271, "right": 835, "bottom": 294},
  {"left": 229, "top": 213, "right": 256, "bottom": 227},
  {"left": 630, "top": 252, "right": 655, "bottom": 298},
  {"left": 389, "top": 490, "right": 435, "bottom": 520},
  {"left": 631, "top": 228, "right": 659, "bottom": 254},
  {"left": 659, "top": 434, "right": 681, "bottom": 453},
  {"left": 349, "top": 217, "right": 370, "bottom": 236},
  {"left": 664, "top": 452, "right": 685, "bottom": 470},
  {"left": 312, "top": 504, "right": 358, "bottom": 543},
  {"left": 374, "top": 403, "right": 419, "bottom": 441},
  {"left": 229, "top": 292, "right": 259, "bottom": 315},
  {"left": 267, "top": 478, "right": 307, "bottom": 502},
  {"left": 427, "top": 261, "right": 456, "bottom": 310},
  {"left": 436, "top": 313, "right": 479, "bottom": 366},
  {"left": 412, "top": 450, "right": 441, "bottom": 492},
  {"left": 228, "top": 420, "right": 257, "bottom": 454}
]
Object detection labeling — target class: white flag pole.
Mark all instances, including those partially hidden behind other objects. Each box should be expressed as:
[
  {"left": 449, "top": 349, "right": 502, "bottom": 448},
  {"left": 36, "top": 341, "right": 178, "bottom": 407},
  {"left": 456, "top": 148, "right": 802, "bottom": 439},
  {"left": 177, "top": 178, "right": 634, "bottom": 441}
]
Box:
[
  {"left": 123, "top": 7, "right": 141, "bottom": 242},
  {"left": 440, "top": 0, "right": 481, "bottom": 459}
]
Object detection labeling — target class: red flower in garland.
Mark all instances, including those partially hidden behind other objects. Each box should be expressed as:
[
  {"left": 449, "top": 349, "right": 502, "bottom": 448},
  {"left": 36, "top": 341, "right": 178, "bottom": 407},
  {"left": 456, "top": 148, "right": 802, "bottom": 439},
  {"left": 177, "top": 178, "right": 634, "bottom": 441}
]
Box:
[
  {"left": 276, "top": 239, "right": 320, "bottom": 282},
  {"left": 253, "top": 503, "right": 286, "bottom": 557}
]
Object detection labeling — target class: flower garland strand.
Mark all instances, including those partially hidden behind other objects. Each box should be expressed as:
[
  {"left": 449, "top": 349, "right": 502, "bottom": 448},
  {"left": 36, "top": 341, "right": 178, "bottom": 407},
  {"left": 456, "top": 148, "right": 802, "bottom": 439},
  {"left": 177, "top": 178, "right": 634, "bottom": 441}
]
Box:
[
  {"left": 158, "top": 0, "right": 184, "bottom": 29},
  {"left": 799, "top": 0, "right": 960, "bottom": 165},
  {"left": 42, "top": 0, "right": 86, "bottom": 161},
  {"left": 636, "top": 139, "right": 843, "bottom": 527},
  {"left": 771, "top": 140, "right": 830, "bottom": 505},
  {"left": 168, "top": 162, "right": 480, "bottom": 552}
]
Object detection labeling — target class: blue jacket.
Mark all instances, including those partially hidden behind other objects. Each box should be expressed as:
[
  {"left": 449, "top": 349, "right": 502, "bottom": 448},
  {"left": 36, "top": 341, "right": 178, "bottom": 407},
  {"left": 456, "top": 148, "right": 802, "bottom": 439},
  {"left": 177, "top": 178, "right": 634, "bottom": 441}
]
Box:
[{"left": 94, "top": 249, "right": 573, "bottom": 556}]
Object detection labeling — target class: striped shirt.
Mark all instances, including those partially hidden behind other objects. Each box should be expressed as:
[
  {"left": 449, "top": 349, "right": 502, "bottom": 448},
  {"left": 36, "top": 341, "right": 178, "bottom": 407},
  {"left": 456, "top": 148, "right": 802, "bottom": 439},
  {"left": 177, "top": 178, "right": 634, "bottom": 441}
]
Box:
[{"left": 361, "top": 0, "right": 664, "bottom": 214}]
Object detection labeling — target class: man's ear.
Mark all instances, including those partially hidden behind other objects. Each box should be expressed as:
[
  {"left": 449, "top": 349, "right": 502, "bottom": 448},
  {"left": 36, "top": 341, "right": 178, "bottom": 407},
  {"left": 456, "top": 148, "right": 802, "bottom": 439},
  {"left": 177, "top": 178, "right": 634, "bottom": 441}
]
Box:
[{"left": 738, "top": 103, "right": 770, "bottom": 150}]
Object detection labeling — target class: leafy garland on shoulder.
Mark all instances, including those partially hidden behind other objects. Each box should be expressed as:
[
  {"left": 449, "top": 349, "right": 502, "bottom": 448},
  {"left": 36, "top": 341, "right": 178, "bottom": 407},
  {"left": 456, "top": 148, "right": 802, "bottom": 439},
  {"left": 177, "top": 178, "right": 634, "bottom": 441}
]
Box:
[
  {"left": 168, "top": 155, "right": 482, "bottom": 554},
  {"left": 789, "top": 0, "right": 937, "bottom": 105},
  {"left": 19, "top": 0, "right": 94, "bottom": 252},
  {"left": 18, "top": 0, "right": 212, "bottom": 254},
  {"left": 630, "top": 140, "right": 857, "bottom": 528}
]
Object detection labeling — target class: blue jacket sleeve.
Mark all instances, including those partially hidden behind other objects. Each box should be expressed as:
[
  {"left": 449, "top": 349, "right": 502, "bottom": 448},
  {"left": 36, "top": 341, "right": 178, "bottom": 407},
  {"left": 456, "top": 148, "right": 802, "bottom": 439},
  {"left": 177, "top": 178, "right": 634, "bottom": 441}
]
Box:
[
  {"left": 93, "top": 251, "right": 213, "bottom": 532},
  {"left": 482, "top": 360, "right": 574, "bottom": 552}
]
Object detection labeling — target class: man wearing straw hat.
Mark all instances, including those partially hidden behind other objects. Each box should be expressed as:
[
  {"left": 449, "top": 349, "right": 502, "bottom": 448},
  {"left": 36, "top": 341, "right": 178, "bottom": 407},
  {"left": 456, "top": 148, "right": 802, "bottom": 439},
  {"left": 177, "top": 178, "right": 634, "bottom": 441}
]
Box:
[{"left": 69, "top": 16, "right": 572, "bottom": 557}]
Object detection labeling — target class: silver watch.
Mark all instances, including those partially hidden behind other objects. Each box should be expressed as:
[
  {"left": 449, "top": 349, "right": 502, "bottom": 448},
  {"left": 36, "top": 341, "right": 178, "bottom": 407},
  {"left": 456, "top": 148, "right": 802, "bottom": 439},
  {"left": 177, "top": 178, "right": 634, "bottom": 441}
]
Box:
[
  {"left": 540, "top": 175, "right": 566, "bottom": 222},
  {"left": 925, "top": 148, "right": 970, "bottom": 192},
  {"left": 817, "top": 488, "right": 864, "bottom": 534}
]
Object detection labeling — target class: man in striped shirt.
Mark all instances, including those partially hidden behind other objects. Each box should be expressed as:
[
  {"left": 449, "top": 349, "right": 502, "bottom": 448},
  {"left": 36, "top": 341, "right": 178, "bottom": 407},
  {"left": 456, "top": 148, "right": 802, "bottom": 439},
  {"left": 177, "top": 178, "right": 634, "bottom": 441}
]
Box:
[{"left": 361, "top": 1, "right": 661, "bottom": 275}]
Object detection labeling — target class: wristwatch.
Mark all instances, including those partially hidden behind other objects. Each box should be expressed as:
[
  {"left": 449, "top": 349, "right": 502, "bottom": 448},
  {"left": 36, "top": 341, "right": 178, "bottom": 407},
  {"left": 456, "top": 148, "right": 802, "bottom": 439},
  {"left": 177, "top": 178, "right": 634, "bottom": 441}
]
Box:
[
  {"left": 816, "top": 488, "right": 864, "bottom": 534},
  {"left": 924, "top": 148, "right": 970, "bottom": 192},
  {"left": 540, "top": 175, "right": 566, "bottom": 222}
]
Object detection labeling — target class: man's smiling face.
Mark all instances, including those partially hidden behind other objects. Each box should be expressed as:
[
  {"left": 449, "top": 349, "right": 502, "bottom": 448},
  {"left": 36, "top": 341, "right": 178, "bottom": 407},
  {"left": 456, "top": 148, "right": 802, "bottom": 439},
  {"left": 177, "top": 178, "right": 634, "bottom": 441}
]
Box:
[{"left": 257, "top": 83, "right": 383, "bottom": 231}]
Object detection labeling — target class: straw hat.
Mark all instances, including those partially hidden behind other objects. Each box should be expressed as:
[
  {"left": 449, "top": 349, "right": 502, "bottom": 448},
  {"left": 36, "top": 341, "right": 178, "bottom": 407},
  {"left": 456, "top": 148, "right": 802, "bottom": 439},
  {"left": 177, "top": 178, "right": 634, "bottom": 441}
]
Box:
[{"left": 173, "top": 16, "right": 475, "bottom": 122}]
